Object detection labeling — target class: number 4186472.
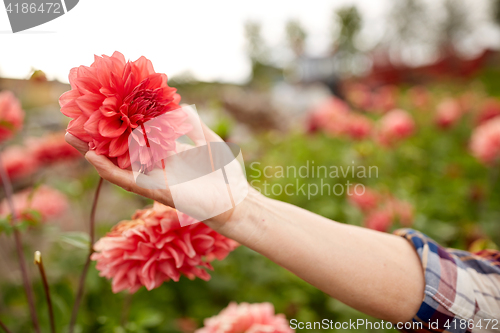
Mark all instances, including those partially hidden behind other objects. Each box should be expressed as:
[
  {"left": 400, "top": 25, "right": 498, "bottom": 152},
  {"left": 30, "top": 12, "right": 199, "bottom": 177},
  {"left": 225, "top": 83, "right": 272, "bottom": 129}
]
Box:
[
  {"left": 5, "top": 3, "right": 61, "bottom": 14},
  {"left": 444, "top": 319, "right": 499, "bottom": 330}
]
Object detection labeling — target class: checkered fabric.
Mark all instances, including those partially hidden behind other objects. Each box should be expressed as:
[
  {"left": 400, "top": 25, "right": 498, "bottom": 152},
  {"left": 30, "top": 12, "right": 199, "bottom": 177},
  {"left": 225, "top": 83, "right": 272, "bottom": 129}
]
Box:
[{"left": 394, "top": 229, "right": 500, "bottom": 333}]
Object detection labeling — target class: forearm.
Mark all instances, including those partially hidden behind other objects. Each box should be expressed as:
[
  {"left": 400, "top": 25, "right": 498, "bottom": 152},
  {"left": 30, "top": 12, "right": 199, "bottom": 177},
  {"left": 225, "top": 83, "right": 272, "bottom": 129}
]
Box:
[{"left": 206, "top": 189, "right": 424, "bottom": 323}]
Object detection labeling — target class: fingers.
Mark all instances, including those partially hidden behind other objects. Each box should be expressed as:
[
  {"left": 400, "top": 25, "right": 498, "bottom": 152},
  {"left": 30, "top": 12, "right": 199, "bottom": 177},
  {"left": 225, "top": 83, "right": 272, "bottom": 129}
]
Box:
[
  {"left": 85, "top": 151, "right": 170, "bottom": 205},
  {"left": 65, "top": 133, "right": 89, "bottom": 155},
  {"left": 85, "top": 151, "right": 144, "bottom": 195}
]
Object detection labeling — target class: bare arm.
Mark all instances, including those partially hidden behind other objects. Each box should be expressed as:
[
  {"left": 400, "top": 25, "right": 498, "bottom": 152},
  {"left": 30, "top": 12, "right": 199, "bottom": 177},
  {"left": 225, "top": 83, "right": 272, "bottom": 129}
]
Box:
[{"left": 66, "top": 133, "right": 424, "bottom": 323}]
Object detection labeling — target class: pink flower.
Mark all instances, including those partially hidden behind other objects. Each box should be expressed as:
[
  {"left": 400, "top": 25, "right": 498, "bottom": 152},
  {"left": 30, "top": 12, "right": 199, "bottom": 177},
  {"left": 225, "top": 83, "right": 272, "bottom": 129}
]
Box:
[
  {"left": 1, "top": 146, "right": 38, "bottom": 181},
  {"left": 91, "top": 203, "right": 239, "bottom": 293},
  {"left": 377, "top": 109, "right": 415, "bottom": 146},
  {"left": 346, "top": 114, "right": 373, "bottom": 140},
  {"left": 364, "top": 210, "right": 393, "bottom": 232},
  {"left": 26, "top": 132, "right": 82, "bottom": 165},
  {"left": 470, "top": 116, "right": 500, "bottom": 165},
  {"left": 0, "top": 185, "right": 68, "bottom": 222},
  {"left": 196, "top": 302, "right": 294, "bottom": 333},
  {"left": 435, "top": 98, "right": 462, "bottom": 129},
  {"left": 347, "top": 185, "right": 379, "bottom": 212},
  {"left": 59, "top": 51, "right": 189, "bottom": 169},
  {"left": 308, "top": 98, "right": 372, "bottom": 140},
  {"left": 0, "top": 91, "right": 24, "bottom": 143},
  {"left": 307, "top": 97, "right": 350, "bottom": 135},
  {"left": 476, "top": 99, "right": 500, "bottom": 125}
]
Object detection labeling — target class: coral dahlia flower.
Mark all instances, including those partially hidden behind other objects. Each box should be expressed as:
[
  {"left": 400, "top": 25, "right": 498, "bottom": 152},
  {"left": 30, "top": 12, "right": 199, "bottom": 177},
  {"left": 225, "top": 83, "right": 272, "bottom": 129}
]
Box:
[
  {"left": 470, "top": 116, "right": 500, "bottom": 165},
  {"left": 364, "top": 209, "right": 393, "bottom": 232},
  {"left": 435, "top": 98, "right": 461, "bottom": 129},
  {"left": 91, "top": 203, "right": 239, "bottom": 293},
  {"left": 0, "top": 185, "right": 68, "bottom": 222},
  {"left": 196, "top": 302, "right": 294, "bottom": 333},
  {"left": 1, "top": 146, "right": 38, "bottom": 181},
  {"left": 307, "top": 97, "right": 350, "bottom": 135},
  {"left": 377, "top": 109, "right": 415, "bottom": 147},
  {"left": 346, "top": 114, "right": 373, "bottom": 140},
  {"left": 0, "top": 91, "right": 24, "bottom": 143},
  {"left": 59, "top": 52, "right": 188, "bottom": 169},
  {"left": 347, "top": 185, "right": 379, "bottom": 212},
  {"left": 26, "top": 132, "right": 81, "bottom": 165}
]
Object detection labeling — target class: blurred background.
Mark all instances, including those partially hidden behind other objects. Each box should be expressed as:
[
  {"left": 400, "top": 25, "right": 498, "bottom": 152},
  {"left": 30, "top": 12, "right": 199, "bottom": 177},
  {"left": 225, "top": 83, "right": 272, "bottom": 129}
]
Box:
[{"left": 1, "top": 0, "right": 500, "bottom": 331}]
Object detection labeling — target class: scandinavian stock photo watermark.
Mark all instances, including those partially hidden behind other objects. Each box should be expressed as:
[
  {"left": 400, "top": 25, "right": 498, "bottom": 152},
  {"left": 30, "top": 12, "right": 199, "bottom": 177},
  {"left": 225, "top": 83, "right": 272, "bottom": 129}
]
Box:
[{"left": 249, "top": 161, "right": 378, "bottom": 199}]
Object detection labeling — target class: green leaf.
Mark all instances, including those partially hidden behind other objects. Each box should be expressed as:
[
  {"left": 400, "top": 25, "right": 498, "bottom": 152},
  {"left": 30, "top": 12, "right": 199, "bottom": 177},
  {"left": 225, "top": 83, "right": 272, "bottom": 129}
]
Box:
[
  {"left": 0, "top": 218, "right": 13, "bottom": 236},
  {"left": 60, "top": 232, "right": 90, "bottom": 250}
]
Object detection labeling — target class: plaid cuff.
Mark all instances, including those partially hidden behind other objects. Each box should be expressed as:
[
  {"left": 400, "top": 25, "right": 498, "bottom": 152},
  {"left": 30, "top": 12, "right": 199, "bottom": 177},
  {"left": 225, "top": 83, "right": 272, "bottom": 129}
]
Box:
[{"left": 394, "top": 229, "right": 500, "bottom": 333}]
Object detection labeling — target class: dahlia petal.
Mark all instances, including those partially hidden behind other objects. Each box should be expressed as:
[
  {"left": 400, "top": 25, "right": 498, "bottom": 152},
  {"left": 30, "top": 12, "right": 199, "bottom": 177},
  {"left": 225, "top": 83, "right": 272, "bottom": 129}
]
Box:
[
  {"left": 116, "top": 151, "right": 131, "bottom": 169},
  {"left": 132, "top": 56, "right": 155, "bottom": 78},
  {"left": 83, "top": 111, "right": 102, "bottom": 137},
  {"left": 192, "top": 234, "right": 215, "bottom": 253},
  {"left": 68, "top": 68, "right": 80, "bottom": 89},
  {"left": 59, "top": 90, "right": 81, "bottom": 107},
  {"left": 110, "top": 51, "right": 126, "bottom": 68},
  {"left": 99, "top": 116, "right": 128, "bottom": 138},
  {"left": 67, "top": 117, "right": 92, "bottom": 142},
  {"left": 158, "top": 260, "right": 180, "bottom": 281},
  {"left": 74, "top": 76, "right": 101, "bottom": 95},
  {"left": 76, "top": 94, "right": 105, "bottom": 117},
  {"left": 166, "top": 246, "right": 185, "bottom": 268}
]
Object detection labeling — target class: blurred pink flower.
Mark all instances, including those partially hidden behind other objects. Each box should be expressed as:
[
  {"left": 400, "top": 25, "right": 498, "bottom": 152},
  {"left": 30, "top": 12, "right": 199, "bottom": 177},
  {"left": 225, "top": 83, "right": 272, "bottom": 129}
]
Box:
[
  {"left": 347, "top": 185, "right": 379, "bottom": 212},
  {"left": 408, "top": 86, "right": 429, "bottom": 109},
  {"left": 470, "top": 116, "right": 500, "bottom": 165},
  {"left": 349, "top": 186, "right": 414, "bottom": 230},
  {"left": 1, "top": 146, "right": 38, "bottom": 181},
  {"left": 364, "top": 210, "right": 393, "bottom": 232},
  {"left": 0, "top": 185, "right": 68, "bottom": 222},
  {"left": 377, "top": 109, "right": 415, "bottom": 146},
  {"left": 91, "top": 203, "right": 239, "bottom": 293},
  {"left": 435, "top": 98, "right": 462, "bottom": 129},
  {"left": 308, "top": 98, "right": 372, "bottom": 140},
  {"left": 372, "top": 85, "right": 397, "bottom": 113},
  {"left": 476, "top": 99, "right": 500, "bottom": 125},
  {"left": 196, "top": 302, "right": 294, "bottom": 333},
  {"left": 0, "top": 91, "right": 24, "bottom": 143},
  {"left": 308, "top": 97, "right": 349, "bottom": 135},
  {"left": 59, "top": 51, "right": 189, "bottom": 169},
  {"left": 346, "top": 114, "right": 373, "bottom": 140},
  {"left": 26, "top": 132, "right": 82, "bottom": 165}
]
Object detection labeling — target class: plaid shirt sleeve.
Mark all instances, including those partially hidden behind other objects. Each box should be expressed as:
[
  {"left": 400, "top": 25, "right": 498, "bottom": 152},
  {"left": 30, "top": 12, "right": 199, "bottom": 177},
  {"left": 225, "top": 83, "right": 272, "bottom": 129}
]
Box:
[{"left": 394, "top": 229, "right": 500, "bottom": 333}]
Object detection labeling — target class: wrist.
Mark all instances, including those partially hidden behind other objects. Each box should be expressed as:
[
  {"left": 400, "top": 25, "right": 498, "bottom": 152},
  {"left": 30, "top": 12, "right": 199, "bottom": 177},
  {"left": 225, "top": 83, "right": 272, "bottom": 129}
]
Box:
[{"left": 204, "top": 186, "right": 266, "bottom": 242}]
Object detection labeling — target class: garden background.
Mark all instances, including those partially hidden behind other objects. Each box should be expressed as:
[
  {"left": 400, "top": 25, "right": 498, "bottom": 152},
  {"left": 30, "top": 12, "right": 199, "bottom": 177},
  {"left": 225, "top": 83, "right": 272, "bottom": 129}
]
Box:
[{"left": 1, "top": 0, "right": 500, "bottom": 332}]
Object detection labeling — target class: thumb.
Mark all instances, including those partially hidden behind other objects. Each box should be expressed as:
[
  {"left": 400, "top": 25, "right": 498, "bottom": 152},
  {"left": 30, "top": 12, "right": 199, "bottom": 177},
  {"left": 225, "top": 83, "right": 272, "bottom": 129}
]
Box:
[{"left": 85, "top": 151, "right": 135, "bottom": 192}]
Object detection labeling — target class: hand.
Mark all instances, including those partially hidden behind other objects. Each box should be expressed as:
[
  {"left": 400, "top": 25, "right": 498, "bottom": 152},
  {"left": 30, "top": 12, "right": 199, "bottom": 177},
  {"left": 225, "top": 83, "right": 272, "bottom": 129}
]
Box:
[{"left": 65, "top": 116, "right": 249, "bottom": 226}]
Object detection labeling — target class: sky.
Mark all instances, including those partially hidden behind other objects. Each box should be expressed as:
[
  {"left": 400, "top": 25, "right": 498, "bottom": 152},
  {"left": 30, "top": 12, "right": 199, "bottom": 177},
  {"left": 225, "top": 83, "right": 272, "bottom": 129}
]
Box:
[
  {"left": 0, "top": 0, "right": 496, "bottom": 84},
  {"left": 0, "top": 0, "right": 389, "bottom": 83}
]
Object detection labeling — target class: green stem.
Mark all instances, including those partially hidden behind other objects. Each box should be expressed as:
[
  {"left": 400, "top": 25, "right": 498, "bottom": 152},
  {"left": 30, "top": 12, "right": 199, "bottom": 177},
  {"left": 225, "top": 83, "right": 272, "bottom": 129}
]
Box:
[
  {"left": 68, "top": 177, "right": 103, "bottom": 333},
  {"left": 0, "top": 152, "right": 40, "bottom": 333},
  {"left": 34, "top": 251, "right": 56, "bottom": 333}
]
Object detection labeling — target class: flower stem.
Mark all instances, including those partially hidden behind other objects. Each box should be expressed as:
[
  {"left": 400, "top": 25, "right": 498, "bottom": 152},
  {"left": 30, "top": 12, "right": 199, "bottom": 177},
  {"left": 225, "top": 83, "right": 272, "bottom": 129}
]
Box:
[
  {"left": 0, "top": 152, "right": 40, "bottom": 333},
  {"left": 34, "top": 251, "right": 56, "bottom": 333},
  {"left": 0, "top": 319, "right": 12, "bottom": 333},
  {"left": 68, "top": 177, "right": 103, "bottom": 333}
]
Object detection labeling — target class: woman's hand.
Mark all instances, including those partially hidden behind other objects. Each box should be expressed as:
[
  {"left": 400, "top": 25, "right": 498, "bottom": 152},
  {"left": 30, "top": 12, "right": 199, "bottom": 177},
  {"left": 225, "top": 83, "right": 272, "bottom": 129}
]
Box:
[{"left": 65, "top": 118, "right": 250, "bottom": 227}]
